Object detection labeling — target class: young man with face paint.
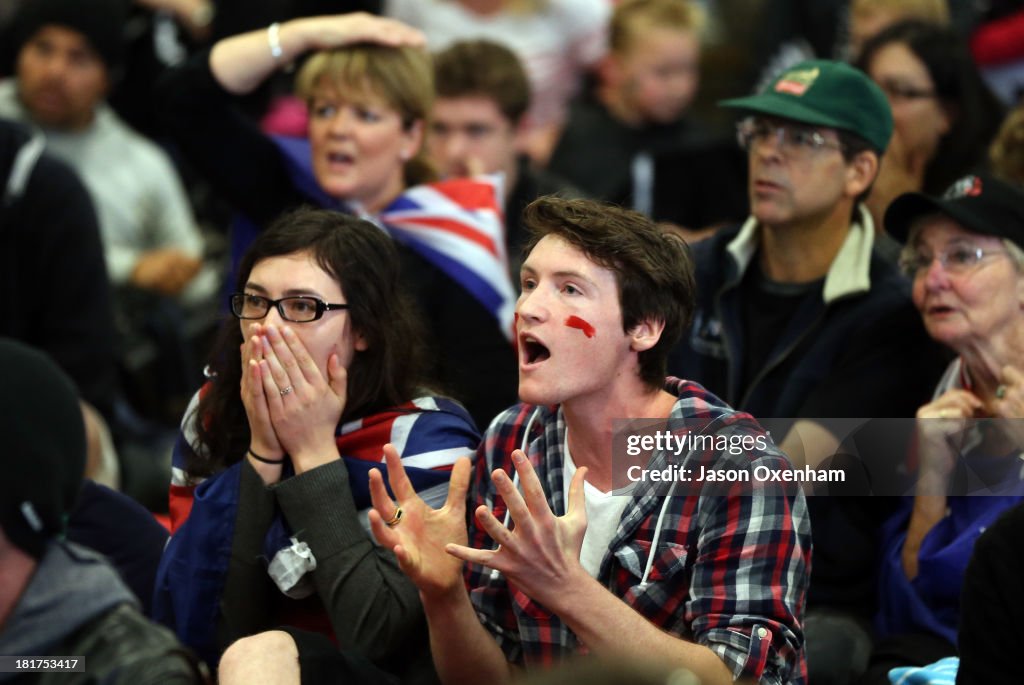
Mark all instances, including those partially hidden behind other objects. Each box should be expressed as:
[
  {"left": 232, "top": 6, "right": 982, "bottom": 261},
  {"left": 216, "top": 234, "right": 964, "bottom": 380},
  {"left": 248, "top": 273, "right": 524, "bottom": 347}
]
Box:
[{"left": 369, "top": 197, "right": 811, "bottom": 685}]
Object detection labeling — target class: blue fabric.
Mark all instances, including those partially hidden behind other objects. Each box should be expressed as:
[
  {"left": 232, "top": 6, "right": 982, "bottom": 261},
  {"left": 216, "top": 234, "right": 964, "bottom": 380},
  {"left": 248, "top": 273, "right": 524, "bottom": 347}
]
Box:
[
  {"left": 877, "top": 495, "right": 1024, "bottom": 644},
  {"left": 889, "top": 656, "right": 959, "bottom": 684},
  {"left": 151, "top": 462, "right": 242, "bottom": 667}
]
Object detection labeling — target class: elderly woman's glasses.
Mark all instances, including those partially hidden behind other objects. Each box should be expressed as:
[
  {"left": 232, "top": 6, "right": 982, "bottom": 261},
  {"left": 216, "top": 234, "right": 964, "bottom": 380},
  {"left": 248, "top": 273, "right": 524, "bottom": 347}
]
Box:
[
  {"left": 736, "top": 117, "right": 845, "bottom": 158},
  {"left": 230, "top": 293, "right": 349, "bottom": 323},
  {"left": 898, "top": 243, "right": 1007, "bottom": 278}
]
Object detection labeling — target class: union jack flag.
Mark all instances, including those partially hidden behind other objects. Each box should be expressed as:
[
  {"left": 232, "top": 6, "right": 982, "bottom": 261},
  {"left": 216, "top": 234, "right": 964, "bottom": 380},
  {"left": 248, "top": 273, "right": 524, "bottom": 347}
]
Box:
[
  {"left": 168, "top": 387, "right": 480, "bottom": 532},
  {"left": 379, "top": 178, "right": 516, "bottom": 339}
]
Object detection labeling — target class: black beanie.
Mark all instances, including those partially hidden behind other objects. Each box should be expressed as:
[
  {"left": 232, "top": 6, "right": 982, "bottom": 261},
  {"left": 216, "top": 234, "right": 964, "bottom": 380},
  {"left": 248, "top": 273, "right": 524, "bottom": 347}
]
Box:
[
  {"left": 0, "top": 339, "right": 86, "bottom": 559},
  {"left": 13, "top": 0, "right": 128, "bottom": 70}
]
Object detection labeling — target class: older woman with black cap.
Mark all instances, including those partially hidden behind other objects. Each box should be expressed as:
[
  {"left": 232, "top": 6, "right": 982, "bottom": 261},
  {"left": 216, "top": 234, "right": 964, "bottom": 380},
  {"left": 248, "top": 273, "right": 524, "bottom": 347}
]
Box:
[{"left": 864, "top": 173, "right": 1024, "bottom": 680}]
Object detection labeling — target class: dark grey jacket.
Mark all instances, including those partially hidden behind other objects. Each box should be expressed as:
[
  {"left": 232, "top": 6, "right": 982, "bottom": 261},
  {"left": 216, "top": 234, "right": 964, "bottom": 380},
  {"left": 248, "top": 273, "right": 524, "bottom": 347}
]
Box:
[{"left": 0, "top": 542, "right": 203, "bottom": 685}]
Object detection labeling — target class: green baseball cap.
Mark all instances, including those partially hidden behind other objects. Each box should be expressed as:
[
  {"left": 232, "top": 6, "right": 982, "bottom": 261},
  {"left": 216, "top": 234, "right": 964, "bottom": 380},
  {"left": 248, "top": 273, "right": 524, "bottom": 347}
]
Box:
[{"left": 721, "top": 59, "right": 893, "bottom": 153}]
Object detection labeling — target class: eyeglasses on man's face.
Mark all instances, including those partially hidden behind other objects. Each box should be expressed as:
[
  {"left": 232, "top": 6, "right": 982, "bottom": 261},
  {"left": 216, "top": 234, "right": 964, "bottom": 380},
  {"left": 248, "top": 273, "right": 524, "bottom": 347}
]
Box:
[
  {"left": 898, "top": 241, "right": 1007, "bottom": 279},
  {"left": 736, "top": 117, "right": 845, "bottom": 159},
  {"left": 229, "top": 293, "right": 350, "bottom": 323}
]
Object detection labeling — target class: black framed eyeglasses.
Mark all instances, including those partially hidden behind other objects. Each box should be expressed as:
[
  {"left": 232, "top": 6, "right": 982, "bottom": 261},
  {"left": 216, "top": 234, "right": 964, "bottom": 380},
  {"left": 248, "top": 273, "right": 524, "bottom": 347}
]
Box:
[{"left": 229, "top": 293, "right": 349, "bottom": 323}]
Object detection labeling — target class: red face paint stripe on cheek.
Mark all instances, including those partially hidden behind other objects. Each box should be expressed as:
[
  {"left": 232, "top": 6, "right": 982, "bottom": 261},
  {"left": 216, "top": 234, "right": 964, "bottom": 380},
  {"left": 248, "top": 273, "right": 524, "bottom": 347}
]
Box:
[{"left": 564, "top": 316, "right": 596, "bottom": 338}]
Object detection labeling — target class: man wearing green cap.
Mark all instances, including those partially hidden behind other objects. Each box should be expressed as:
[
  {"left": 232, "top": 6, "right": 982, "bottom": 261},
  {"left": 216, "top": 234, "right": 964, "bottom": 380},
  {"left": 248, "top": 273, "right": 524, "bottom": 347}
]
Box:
[{"left": 668, "top": 59, "right": 946, "bottom": 683}]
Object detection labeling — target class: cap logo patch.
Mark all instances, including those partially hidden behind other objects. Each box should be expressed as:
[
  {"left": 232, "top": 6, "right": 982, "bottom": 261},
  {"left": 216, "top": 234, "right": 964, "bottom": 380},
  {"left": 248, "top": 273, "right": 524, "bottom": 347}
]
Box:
[
  {"left": 774, "top": 67, "right": 820, "bottom": 96},
  {"left": 943, "top": 175, "right": 983, "bottom": 200}
]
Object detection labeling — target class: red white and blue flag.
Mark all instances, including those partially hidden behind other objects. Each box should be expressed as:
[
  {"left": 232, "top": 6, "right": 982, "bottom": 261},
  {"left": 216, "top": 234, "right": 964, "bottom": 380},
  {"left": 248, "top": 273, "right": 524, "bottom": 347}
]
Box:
[{"left": 378, "top": 177, "right": 516, "bottom": 339}]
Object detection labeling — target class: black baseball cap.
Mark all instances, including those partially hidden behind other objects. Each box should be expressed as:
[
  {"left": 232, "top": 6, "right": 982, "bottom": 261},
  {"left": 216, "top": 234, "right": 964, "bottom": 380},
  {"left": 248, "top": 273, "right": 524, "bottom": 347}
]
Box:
[{"left": 885, "top": 173, "right": 1024, "bottom": 246}]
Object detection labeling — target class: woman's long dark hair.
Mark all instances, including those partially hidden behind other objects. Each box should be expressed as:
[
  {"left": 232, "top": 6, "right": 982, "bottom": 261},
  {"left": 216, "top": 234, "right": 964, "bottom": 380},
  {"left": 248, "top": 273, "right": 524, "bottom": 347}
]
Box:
[
  {"left": 188, "top": 207, "right": 427, "bottom": 478},
  {"left": 857, "top": 20, "right": 1005, "bottom": 194}
]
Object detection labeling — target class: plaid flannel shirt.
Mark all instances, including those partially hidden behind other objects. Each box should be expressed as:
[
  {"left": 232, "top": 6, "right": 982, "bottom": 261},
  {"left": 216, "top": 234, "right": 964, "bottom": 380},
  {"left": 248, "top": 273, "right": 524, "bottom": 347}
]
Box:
[{"left": 465, "top": 378, "right": 811, "bottom": 684}]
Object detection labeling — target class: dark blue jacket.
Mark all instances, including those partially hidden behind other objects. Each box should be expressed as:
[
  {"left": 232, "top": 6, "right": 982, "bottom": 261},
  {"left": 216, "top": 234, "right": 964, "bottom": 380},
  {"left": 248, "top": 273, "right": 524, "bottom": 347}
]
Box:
[
  {"left": 669, "top": 212, "right": 947, "bottom": 615},
  {"left": 670, "top": 214, "right": 943, "bottom": 422}
]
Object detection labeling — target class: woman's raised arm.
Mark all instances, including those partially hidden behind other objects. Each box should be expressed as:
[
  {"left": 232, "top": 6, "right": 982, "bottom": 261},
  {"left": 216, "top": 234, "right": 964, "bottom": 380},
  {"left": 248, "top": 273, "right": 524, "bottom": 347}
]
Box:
[{"left": 210, "top": 13, "right": 425, "bottom": 95}]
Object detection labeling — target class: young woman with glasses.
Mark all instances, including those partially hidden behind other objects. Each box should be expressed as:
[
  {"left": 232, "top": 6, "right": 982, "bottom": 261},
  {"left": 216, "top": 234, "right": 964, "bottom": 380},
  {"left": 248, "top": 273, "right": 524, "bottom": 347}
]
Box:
[{"left": 153, "top": 207, "right": 479, "bottom": 683}]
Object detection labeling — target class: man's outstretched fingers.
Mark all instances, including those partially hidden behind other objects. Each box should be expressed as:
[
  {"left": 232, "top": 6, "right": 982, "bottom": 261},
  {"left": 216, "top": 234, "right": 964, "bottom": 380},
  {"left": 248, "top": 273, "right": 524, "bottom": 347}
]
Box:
[
  {"left": 369, "top": 466, "right": 396, "bottom": 514},
  {"left": 510, "top": 449, "right": 552, "bottom": 519},
  {"left": 474, "top": 503, "right": 517, "bottom": 549},
  {"left": 446, "top": 541, "right": 495, "bottom": 567},
  {"left": 565, "top": 465, "right": 588, "bottom": 518},
  {"left": 444, "top": 457, "right": 473, "bottom": 513},
  {"left": 491, "top": 468, "right": 533, "bottom": 533},
  {"left": 368, "top": 507, "right": 399, "bottom": 550},
  {"left": 368, "top": 468, "right": 400, "bottom": 546},
  {"left": 382, "top": 443, "right": 417, "bottom": 501}
]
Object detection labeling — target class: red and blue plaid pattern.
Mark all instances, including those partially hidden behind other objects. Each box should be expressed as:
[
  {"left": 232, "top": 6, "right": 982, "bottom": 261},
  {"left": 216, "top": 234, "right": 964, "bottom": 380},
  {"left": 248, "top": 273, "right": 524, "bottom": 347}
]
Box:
[{"left": 464, "top": 379, "right": 811, "bottom": 684}]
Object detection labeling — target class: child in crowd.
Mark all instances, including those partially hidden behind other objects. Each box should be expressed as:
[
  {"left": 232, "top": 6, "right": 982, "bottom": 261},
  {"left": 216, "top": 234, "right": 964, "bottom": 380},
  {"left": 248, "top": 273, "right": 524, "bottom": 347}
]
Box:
[{"left": 547, "top": 0, "right": 705, "bottom": 209}]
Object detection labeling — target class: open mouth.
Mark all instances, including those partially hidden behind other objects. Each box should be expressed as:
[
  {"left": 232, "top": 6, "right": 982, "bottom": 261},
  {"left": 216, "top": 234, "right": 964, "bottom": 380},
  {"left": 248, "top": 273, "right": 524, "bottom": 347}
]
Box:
[
  {"left": 927, "top": 305, "right": 956, "bottom": 316},
  {"left": 327, "top": 152, "right": 355, "bottom": 166},
  {"left": 521, "top": 336, "right": 550, "bottom": 365}
]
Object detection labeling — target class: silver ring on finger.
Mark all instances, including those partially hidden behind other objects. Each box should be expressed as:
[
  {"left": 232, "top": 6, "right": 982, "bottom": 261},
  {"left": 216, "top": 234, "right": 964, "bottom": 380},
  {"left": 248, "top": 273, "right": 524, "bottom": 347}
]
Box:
[{"left": 280, "top": 385, "right": 293, "bottom": 397}]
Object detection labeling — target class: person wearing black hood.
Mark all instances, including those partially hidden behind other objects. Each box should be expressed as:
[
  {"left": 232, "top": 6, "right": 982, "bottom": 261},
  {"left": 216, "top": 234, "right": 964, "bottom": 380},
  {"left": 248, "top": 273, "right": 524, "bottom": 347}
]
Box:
[
  {"left": 0, "top": 339, "right": 203, "bottom": 685},
  {"left": 0, "top": 119, "right": 118, "bottom": 424}
]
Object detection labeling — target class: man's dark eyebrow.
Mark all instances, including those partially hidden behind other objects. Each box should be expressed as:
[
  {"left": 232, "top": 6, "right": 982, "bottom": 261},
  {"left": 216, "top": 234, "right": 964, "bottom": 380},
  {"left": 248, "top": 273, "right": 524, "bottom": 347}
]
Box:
[
  {"left": 518, "top": 265, "right": 598, "bottom": 288},
  {"left": 552, "top": 270, "right": 598, "bottom": 287}
]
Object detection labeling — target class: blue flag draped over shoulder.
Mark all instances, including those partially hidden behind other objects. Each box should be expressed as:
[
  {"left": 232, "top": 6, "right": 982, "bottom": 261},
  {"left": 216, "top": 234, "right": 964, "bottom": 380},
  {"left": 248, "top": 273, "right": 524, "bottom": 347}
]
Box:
[{"left": 228, "top": 135, "right": 515, "bottom": 339}]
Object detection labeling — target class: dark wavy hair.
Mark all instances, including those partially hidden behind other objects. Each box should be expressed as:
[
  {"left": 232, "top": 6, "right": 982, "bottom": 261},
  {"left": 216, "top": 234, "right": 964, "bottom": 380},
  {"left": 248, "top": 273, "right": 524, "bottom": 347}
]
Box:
[
  {"left": 857, "top": 19, "right": 1005, "bottom": 194},
  {"left": 188, "top": 207, "right": 426, "bottom": 478},
  {"left": 521, "top": 197, "right": 696, "bottom": 390}
]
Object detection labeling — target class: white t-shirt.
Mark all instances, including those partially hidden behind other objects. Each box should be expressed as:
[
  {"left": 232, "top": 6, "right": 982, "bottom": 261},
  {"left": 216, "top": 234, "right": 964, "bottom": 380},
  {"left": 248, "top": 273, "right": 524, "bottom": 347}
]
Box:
[
  {"left": 385, "top": 0, "right": 610, "bottom": 129},
  {"left": 563, "top": 430, "right": 629, "bottom": 578}
]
